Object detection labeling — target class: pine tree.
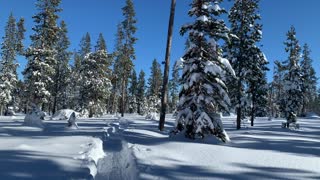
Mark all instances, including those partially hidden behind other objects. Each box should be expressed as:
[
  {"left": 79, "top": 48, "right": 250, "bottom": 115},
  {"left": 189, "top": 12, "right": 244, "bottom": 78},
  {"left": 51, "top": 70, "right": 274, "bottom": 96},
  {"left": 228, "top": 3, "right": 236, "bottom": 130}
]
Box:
[
  {"left": 0, "top": 14, "right": 18, "bottom": 115},
  {"left": 148, "top": 59, "right": 162, "bottom": 98},
  {"left": 117, "top": 0, "right": 137, "bottom": 117},
  {"left": 23, "top": 0, "right": 61, "bottom": 110},
  {"left": 81, "top": 34, "right": 112, "bottom": 117},
  {"left": 128, "top": 69, "right": 138, "bottom": 113},
  {"left": 0, "top": 13, "right": 25, "bottom": 115},
  {"left": 147, "top": 59, "right": 162, "bottom": 114},
  {"left": 227, "top": 0, "right": 268, "bottom": 128},
  {"left": 137, "top": 70, "right": 146, "bottom": 115},
  {"left": 52, "top": 20, "right": 71, "bottom": 113},
  {"left": 282, "top": 26, "right": 303, "bottom": 125},
  {"left": 16, "top": 18, "right": 26, "bottom": 54},
  {"left": 169, "top": 61, "right": 180, "bottom": 113},
  {"left": 300, "top": 44, "right": 317, "bottom": 115},
  {"left": 272, "top": 60, "right": 286, "bottom": 117},
  {"left": 77, "top": 32, "right": 92, "bottom": 111},
  {"left": 174, "top": 0, "right": 235, "bottom": 141}
]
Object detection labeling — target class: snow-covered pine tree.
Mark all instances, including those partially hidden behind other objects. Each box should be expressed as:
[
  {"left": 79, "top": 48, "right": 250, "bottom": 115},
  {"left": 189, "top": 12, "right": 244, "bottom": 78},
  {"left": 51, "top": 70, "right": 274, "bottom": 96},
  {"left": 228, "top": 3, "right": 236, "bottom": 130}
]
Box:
[
  {"left": 227, "top": 0, "right": 268, "bottom": 128},
  {"left": 111, "top": 23, "right": 125, "bottom": 115},
  {"left": 137, "top": 70, "right": 146, "bottom": 115},
  {"left": 16, "top": 18, "right": 26, "bottom": 54},
  {"left": 118, "top": 0, "right": 137, "bottom": 117},
  {"left": 282, "top": 26, "right": 303, "bottom": 126},
  {"left": 146, "top": 59, "right": 162, "bottom": 115},
  {"left": 247, "top": 47, "right": 269, "bottom": 125},
  {"left": 148, "top": 59, "right": 162, "bottom": 97},
  {"left": 81, "top": 33, "right": 112, "bottom": 117},
  {"left": 76, "top": 32, "right": 92, "bottom": 111},
  {"left": 69, "top": 51, "right": 81, "bottom": 110},
  {"left": 300, "top": 43, "right": 317, "bottom": 115},
  {"left": 128, "top": 69, "right": 138, "bottom": 113},
  {"left": 169, "top": 61, "right": 180, "bottom": 113},
  {"left": 52, "top": 21, "right": 71, "bottom": 113},
  {"left": 272, "top": 60, "right": 286, "bottom": 117},
  {"left": 0, "top": 13, "right": 25, "bottom": 115},
  {"left": 23, "top": 0, "right": 61, "bottom": 111},
  {"left": 175, "top": 0, "right": 235, "bottom": 141}
]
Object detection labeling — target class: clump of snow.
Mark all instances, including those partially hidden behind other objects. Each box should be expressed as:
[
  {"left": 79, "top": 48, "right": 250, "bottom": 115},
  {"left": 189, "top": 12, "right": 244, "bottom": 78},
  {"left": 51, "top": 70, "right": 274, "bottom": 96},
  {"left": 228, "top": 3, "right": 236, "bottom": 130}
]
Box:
[
  {"left": 51, "top": 109, "right": 80, "bottom": 120},
  {"left": 23, "top": 104, "right": 45, "bottom": 128},
  {"left": 78, "top": 138, "right": 105, "bottom": 178},
  {"left": 67, "top": 112, "right": 78, "bottom": 129},
  {"left": 145, "top": 112, "right": 159, "bottom": 121}
]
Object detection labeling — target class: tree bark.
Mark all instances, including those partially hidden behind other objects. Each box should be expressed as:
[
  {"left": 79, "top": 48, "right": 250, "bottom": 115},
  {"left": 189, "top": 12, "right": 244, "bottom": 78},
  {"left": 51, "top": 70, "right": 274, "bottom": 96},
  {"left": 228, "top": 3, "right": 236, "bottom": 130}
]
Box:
[{"left": 159, "top": 0, "right": 176, "bottom": 131}]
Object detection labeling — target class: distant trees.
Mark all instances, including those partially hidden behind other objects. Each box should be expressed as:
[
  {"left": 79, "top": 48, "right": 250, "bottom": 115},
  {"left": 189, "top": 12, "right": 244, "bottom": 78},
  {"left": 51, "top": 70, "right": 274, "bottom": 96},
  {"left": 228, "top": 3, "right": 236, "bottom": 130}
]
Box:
[{"left": 2, "top": 0, "right": 319, "bottom": 121}]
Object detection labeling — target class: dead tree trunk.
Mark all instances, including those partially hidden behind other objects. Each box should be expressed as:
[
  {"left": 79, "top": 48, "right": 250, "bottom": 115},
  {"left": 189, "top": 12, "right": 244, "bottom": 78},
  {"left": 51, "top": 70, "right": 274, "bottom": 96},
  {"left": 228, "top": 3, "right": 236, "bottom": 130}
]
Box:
[{"left": 159, "top": 0, "right": 176, "bottom": 131}]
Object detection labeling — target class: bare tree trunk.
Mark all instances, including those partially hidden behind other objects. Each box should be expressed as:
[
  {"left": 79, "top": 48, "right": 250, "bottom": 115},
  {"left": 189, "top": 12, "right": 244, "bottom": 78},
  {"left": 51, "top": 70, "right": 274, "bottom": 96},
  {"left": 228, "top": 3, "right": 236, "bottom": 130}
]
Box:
[{"left": 159, "top": 0, "right": 176, "bottom": 131}]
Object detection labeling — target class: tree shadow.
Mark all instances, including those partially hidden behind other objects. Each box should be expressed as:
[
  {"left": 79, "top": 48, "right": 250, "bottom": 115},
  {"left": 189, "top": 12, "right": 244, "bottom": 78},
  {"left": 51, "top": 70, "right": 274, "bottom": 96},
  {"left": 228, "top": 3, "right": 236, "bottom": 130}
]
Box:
[
  {"left": 136, "top": 162, "right": 320, "bottom": 180},
  {"left": 0, "top": 150, "right": 91, "bottom": 180}
]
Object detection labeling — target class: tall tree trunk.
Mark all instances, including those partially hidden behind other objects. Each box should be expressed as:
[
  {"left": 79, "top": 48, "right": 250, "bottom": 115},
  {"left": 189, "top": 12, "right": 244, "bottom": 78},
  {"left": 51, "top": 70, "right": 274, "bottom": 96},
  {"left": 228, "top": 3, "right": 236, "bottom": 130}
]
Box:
[
  {"left": 159, "top": 0, "right": 176, "bottom": 131},
  {"left": 251, "top": 93, "right": 256, "bottom": 126},
  {"left": 236, "top": 68, "right": 242, "bottom": 130},
  {"left": 121, "top": 78, "right": 126, "bottom": 117}
]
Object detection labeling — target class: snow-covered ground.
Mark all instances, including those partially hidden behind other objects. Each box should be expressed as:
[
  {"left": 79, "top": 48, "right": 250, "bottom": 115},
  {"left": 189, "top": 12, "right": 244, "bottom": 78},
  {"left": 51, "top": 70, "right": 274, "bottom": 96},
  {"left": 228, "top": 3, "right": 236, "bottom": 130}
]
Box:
[{"left": 0, "top": 114, "right": 319, "bottom": 179}]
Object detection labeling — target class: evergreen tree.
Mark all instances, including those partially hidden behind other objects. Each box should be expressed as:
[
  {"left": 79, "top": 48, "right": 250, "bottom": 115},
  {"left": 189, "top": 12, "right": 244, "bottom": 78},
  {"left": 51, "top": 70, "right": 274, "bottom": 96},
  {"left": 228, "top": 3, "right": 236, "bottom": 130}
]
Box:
[
  {"left": 0, "top": 13, "right": 25, "bottom": 115},
  {"left": 174, "top": 0, "right": 235, "bottom": 142},
  {"left": 77, "top": 33, "right": 92, "bottom": 111},
  {"left": 272, "top": 60, "right": 286, "bottom": 117},
  {"left": 16, "top": 18, "right": 26, "bottom": 54},
  {"left": 23, "top": 0, "right": 61, "bottom": 110},
  {"left": 117, "top": 0, "right": 137, "bottom": 117},
  {"left": 81, "top": 34, "right": 112, "bottom": 117},
  {"left": 148, "top": 59, "right": 163, "bottom": 98},
  {"left": 227, "top": 0, "right": 268, "bottom": 128},
  {"left": 169, "top": 61, "right": 180, "bottom": 113},
  {"left": 128, "top": 69, "right": 138, "bottom": 113},
  {"left": 52, "top": 20, "right": 71, "bottom": 113},
  {"left": 137, "top": 70, "right": 146, "bottom": 115},
  {"left": 300, "top": 43, "right": 317, "bottom": 115},
  {"left": 146, "top": 59, "right": 162, "bottom": 114},
  {"left": 0, "top": 14, "right": 18, "bottom": 115},
  {"left": 111, "top": 24, "right": 124, "bottom": 114},
  {"left": 282, "top": 26, "right": 303, "bottom": 125}
]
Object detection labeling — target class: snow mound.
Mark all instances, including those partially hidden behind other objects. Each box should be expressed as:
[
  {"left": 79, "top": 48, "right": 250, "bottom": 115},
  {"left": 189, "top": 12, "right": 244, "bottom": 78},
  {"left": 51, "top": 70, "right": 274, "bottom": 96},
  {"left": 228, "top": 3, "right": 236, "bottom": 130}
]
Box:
[
  {"left": 145, "top": 112, "right": 159, "bottom": 121},
  {"left": 67, "top": 112, "right": 79, "bottom": 129},
  {"left": 78, "top": 138, "right": 105, "bottom": 178},
  {"left": 52, "top": 109, "right": 80, "bottom": 120},
  {"left": 23, "top": 105, "right": 45, "bottom": 128},
  {"left": 305, "top": 112, "right": 320, "bottom": 119}
]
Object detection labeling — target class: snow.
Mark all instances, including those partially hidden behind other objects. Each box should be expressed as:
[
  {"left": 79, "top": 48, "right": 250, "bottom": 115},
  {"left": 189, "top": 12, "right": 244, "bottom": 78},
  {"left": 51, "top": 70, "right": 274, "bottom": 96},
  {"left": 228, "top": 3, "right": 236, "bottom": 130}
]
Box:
[
  {"left": 51, "top": 109, "right": 80, "bottom": 120},
  {"left": 197, "top": 15, "right": 209, "bottom": 22},
  {"left": 0, "top": 114, "right": 320, "bottom": 179}
]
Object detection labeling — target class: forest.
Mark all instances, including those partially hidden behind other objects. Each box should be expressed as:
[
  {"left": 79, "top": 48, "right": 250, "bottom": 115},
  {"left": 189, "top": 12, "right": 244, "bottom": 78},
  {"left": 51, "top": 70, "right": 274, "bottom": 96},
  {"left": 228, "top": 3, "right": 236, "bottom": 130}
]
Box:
[{"left": 0, "top": 0, "right": 319, "bottom": 139}]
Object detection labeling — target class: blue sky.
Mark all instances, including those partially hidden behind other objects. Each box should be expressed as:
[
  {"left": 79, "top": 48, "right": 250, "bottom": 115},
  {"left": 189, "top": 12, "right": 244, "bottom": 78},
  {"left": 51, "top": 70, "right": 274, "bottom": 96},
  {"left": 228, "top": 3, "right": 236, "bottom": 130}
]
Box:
[{"left": 0, "top": 0, "right": 319, "bottom": 83}]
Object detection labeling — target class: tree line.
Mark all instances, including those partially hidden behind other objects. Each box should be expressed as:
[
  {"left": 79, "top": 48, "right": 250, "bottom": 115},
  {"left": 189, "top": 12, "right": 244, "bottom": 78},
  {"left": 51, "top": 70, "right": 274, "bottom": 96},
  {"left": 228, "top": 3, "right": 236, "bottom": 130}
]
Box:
[
  {"left": 0, "top": 0, "right": 318, "bottom": 137},
  {"left": 0, "top": 0, "right": 180, "bottom": 117}
]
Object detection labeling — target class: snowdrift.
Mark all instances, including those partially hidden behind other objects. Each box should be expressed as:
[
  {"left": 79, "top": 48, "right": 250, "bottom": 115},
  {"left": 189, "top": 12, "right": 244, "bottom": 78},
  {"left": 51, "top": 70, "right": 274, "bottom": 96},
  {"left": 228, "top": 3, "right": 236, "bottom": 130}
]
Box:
[{"left": 51, "top": 109, "right": 80, "bottom": 120}]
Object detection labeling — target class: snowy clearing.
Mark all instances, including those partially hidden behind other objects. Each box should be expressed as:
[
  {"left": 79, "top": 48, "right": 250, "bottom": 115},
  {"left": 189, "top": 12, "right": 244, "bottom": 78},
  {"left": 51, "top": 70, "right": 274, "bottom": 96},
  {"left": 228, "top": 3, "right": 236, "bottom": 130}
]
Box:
[{"left": 0, "top": 114, "right": 319, "bottom": 179}]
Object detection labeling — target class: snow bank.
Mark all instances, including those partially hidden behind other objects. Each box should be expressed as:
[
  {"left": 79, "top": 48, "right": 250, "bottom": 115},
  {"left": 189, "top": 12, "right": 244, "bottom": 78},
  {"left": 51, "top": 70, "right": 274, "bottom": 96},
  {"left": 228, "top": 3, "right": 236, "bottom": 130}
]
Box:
[
  {"left": 52, "top": 109, "right": 80, "bottom": 120},
  {"left": 23, "top": 107, "right": 45, "bottom": 128},
  {"left": 78, "top": 138, "right": 105, "bottom": 178}
]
